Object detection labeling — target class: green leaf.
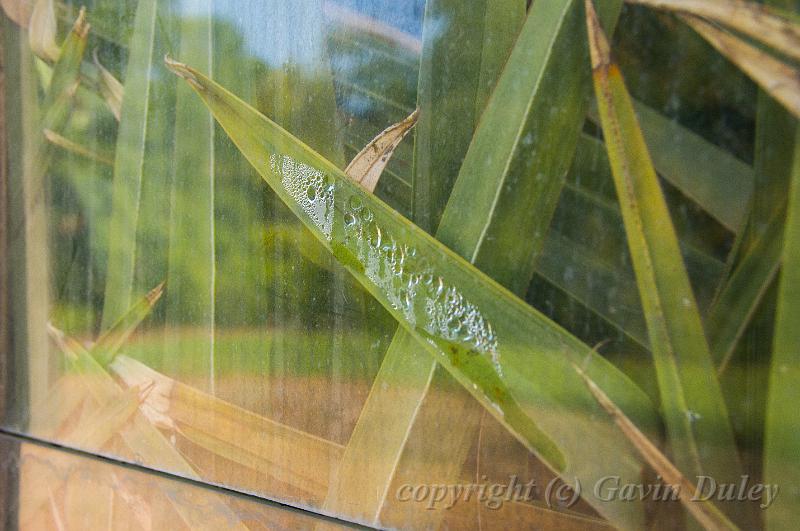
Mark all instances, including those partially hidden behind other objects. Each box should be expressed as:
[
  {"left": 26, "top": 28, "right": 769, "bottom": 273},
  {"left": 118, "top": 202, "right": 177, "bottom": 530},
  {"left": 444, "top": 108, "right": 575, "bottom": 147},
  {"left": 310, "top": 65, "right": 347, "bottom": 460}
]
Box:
[
  {"left": 709, "top": 34, "right": 797, "bottom": 373},
  {"left": 330, "top": 1, "right": 527, "bottom": 525},
  {"left": 586, "top": 0, "right": 743, "bottom": 521},
  {"left": 93, "top": 281, "right": 164, "bottom": 367},
  {"left": 166, "top": 56, "right": 660, "bottom": 529},
  {"left": 707, "top": 211, "right": 784, "bottom": 371},
  {"left": 589, "top": 100, "right": 754, "bottom": 234},
  {"left": 101, "top": 0, "right": 158, "bottom": 329},
  {"left": 163, "top": 0, "right": 216, "bottom": 391},
  {"left": 440, "top": 0, "right": 623, "bottom": 296},
  {"left": 93, "top": 49, "right": 124, "bottom": 121},
  {"left": 764, "top": 129, "right": 800, "bottom": 531},
  {"left": 411, "top": 0, "right": 525, "bottom": 232},
  {"left": 41, "top": 8, "right": 89, "bottom": 138}
]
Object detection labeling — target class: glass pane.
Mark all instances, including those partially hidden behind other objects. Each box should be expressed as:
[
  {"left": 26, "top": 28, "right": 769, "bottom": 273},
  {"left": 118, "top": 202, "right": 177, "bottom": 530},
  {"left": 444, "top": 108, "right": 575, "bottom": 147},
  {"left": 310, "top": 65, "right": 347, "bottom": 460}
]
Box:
[
  {"left": 1, "top": 0, "right": 796, "bottom": 529},
  {"left": 0, "top": 432, "right": 356, "bottom": 529}
]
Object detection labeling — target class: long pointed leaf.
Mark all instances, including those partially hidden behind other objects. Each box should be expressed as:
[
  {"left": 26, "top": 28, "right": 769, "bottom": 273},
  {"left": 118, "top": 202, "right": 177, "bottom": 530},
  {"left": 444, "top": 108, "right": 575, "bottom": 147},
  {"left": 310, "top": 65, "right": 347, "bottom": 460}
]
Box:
[
  {"left": 764, "top": 130, "right": 800, "bottom": 530},
  {"left": 574, "top": 362, "right": 739, "bottom": 531},
  {"left": 708, "top": 210, "right": 784, "bottom": 371},
  {"left": 411, "top": 0, "right": 525, "bottom": 233},
  {"left": 93, "top": 49, "right": 124, "bottom": 121},
  {"left": 93, "top": 281, "right": 164, "bottom": 367},
  {"left": 163, "top": 0, "right": 216, "bottom": 392},
  {"left": 166, "top": 57, "right": 660, "bottom": 529},
  {"left": 586, "top": 0, "right": 743, "bottom": 522},
  {"left": 101, "top": 0, "right": 158, "bottom": 328},
  {"left": 329, "top": 1, "right": 527, "bottom": 525}
]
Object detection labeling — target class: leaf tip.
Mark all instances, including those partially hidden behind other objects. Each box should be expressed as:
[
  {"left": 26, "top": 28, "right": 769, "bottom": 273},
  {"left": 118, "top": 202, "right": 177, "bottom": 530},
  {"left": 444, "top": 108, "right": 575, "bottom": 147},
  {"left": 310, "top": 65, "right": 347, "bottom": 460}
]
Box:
[
  {"left": 164, "top": 55, "right": 205, "bottom": 91},
  {"left": 72, "top": 6, "right": 90, "bottom": 39},
  {"left": 584, "top": 0, "right": 610, "bottom": 71},
  {"left": 407, "top": 107, "right": 420, "bottom": 126},
  {"left": 146, "top": 281, "right": 166, "bottom": 307}
]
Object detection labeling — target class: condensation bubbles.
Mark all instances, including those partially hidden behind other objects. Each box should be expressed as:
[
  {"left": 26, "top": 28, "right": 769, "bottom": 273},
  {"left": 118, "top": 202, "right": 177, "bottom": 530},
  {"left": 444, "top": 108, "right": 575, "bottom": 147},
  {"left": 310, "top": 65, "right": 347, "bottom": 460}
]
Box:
[
  {"left": 270, "top": 154, "right": 335, "bottom": 239},
  {"left": 341, "top": 194, "right": 500, "bottom": 371}
]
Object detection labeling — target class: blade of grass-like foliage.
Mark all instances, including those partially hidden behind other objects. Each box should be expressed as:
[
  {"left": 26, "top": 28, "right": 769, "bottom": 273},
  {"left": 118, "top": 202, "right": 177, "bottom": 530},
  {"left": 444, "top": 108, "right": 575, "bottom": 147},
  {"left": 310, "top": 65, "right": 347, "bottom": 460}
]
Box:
[
  {"left": 329, "top": 2, "right": 525, "bottom": 525},
  {"left": 345, "top": 108, "right": 418, "bottom": 193},
  {"left": 589, "top": 100, "right": 754, "bottom": 234},
  {"left": 412, "top": 0, "right": 525, "bottom": 233},
  {"left": 28, "top": 0, "right": 58, "bottom": 61},
  {"left": 93, "top": 281, "right": 164, "bottom": 366},
  {"left": 330, "top": 1, "right": 629, "bottom": 526},
  {"left": 708, "top": 210, "right": 784, "bottom": 372},
  {"left": 539, "top": 132, "right": 729, "bottom": 351},
  {"left": 440, "top": 0, "right": 622, "bottom": 296},
  {"left": 574, "top": 362, "right": 739, "bottom": 531},
  {"left": 29, "top": 284, "right": 162, "bottom": 450},
  {"left": 764, "top": 129, "right": 800, "bottom": 531},
  {"left": 681, "top": 14, "right": 800, "bottom": 119},
  {"left": 586, "top": 0, "right": 743, "bottom": 520},
  {"left": 709, "top": 14, "right": 796, "bottom": 372},
  {"left": 101, "top": 0, "right": 158, "bottom": 329},
  {"left": 166, "top": 57, "right": 661, "bottom": 529},
  {"left": 164, "top": 0, "right": 216, "bottom": 392},
  {"left": 31, "top": 7, "right": 88, "bottom": 181},
  {"left": 92, "top": 49, "right": 123, "bottom": 121},
  {"left": 109, "top": 354, "right": 343, "bottom": 502},
  {"left": 633, "top": 101, "right": 753, "bottom": 234},
  {"left": 46, "top": 325, "right": 249, "bottom": 530},
  {"left": 43, "top": 128, "right": 114, "bottom": 166},
  {"left": 627, "top": 0, "right": 800, "bottom": 61}
]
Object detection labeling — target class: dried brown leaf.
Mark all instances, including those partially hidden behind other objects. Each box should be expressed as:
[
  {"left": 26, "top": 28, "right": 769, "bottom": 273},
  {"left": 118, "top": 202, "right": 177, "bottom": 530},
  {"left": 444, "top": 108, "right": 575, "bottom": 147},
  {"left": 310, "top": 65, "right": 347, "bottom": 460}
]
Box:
[
  {"left": 345, "top": 108, "right": 419, "bottom": 192},
  {"left": 682, "top": 14, "right": 800, "bottom": 118},
  {"left": 573, "top": 360, "right": 738, "bottom": 531},
  {"left": 29, "top": 0, "right": 59, "bottom": 61},
  {"left": 628, "top": 0, "right": 800, "bottom": 61}
]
